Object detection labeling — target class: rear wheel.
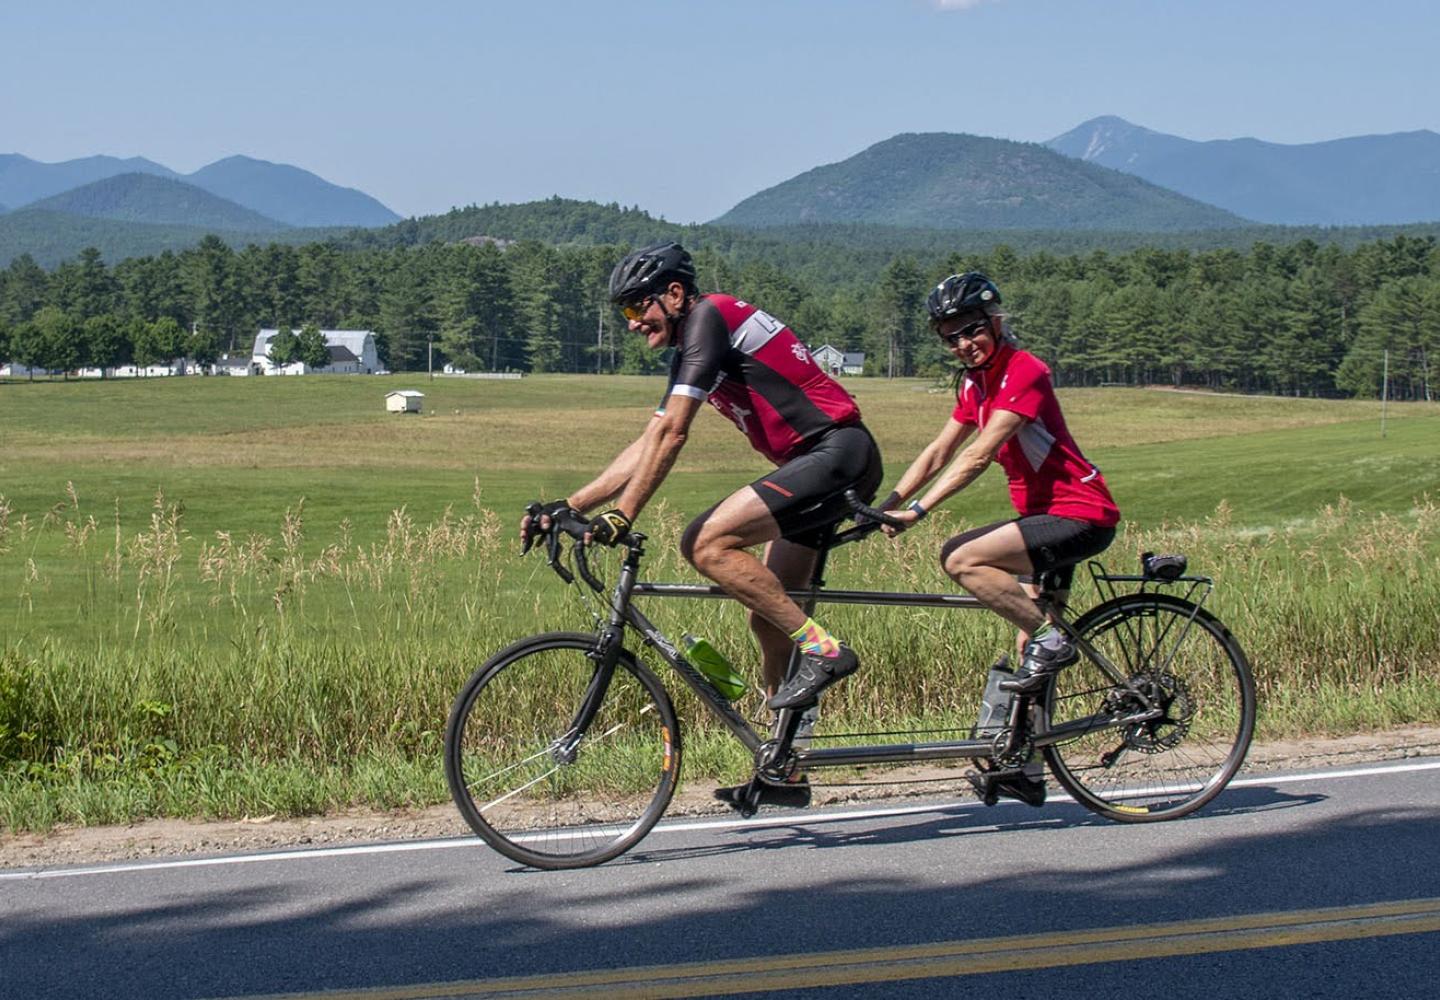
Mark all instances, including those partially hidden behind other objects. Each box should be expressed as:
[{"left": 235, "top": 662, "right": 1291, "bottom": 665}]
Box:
[
  {"left": 1043, "top": 594, "right": 1255, "bottom": 822},
  {"left": 444, "top": 632, "right": 680, "bottom": 868}
]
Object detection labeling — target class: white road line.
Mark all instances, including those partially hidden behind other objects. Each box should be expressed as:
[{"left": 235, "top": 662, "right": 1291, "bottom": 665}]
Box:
[{"left": 4, "top": 759, "right": 1438, "bottom": 881}]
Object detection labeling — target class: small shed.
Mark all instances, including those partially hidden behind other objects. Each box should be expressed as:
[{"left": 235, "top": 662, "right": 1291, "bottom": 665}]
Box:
[{"left": 386, "top": 390, "right": 424, "bottom": 414}]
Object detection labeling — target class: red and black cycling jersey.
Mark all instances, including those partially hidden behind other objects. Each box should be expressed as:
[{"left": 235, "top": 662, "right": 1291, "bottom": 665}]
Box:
[
  {"left": 657, "top": 294, "right": 861, "bottom": 464},
  {"left": 953, "top": 345, "right": 1120, "bottom": 527}
]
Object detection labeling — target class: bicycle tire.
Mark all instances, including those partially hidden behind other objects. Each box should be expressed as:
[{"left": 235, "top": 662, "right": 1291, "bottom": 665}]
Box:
[
  {"left": 1042, "top": 593, "right": 1255, "bottom": 822},
  {"left": 444, "top": 631, "right": 680, "bottom": 868}
]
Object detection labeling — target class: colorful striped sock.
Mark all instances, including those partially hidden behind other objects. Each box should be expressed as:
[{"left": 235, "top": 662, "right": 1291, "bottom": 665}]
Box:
[{"left": 790, "top": 617, "right": 841, "bottom": 658}]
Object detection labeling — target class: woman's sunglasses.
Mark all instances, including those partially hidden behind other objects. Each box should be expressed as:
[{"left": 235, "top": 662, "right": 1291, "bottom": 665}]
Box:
[{"left": 938, "top": 317, "right": 991, "bottom": 347}]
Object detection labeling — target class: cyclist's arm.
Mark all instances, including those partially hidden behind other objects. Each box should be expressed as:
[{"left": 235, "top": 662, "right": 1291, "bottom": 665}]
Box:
[
  {"left": 913, "top": 408, "right": 1026, "bottom": 512},
  {"left": 611, "top": 392, "right": 703, "bottom": 521},
  {"left": 890, "top": 417, "right": 975, "bottom": 504},
  {"left": 566, "top": 414, "right": 666, "bottom": 513}
]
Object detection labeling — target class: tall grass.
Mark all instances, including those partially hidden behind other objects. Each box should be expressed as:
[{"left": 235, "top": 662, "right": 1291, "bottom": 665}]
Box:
[{"left": 2, "top": 481, "right": 1438, "bottom": 830}]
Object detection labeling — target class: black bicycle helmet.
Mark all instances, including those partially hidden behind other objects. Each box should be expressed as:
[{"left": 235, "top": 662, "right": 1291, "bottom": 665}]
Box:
[
  {"left": 608, "top": 242, "right": 697, "bottom": 304},
  {"left": 927, "top": 272, "right": 1001, "bottom": 327}
]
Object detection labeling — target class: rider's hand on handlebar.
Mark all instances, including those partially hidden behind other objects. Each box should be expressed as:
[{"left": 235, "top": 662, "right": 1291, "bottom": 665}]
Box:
[
  {"left": 881, "top": 507, "right": 919, "bottom": 538},
  {"left": 520, "top": 499, "right": 580, "bottom": 553},
  {"left": 587, "top": 508, "right": 632, "bottom": 547}
]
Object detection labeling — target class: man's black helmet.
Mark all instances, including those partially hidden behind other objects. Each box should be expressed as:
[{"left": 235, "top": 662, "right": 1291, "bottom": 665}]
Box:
[
  {"left": 608, "top": 242, "right": 697, "bottom": 304},
  {"left": 927, "top": 272, "right": 1001, "bottom": 327}
]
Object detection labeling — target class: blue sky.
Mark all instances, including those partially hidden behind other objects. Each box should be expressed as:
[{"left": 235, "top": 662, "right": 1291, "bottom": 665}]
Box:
[{"left": 3, "top": 0, "right": 1437, "bottom": 223}]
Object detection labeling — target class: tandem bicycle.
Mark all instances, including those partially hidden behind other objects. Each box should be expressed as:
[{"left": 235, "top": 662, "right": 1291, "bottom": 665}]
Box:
[{"left": 444, "top": 494, "right": 1255, "bottom": 869}]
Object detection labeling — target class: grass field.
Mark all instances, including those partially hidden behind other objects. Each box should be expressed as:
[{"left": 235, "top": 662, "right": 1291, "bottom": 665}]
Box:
[{"left": 1, "top": 374, "right": 1438, "bottom": 830}]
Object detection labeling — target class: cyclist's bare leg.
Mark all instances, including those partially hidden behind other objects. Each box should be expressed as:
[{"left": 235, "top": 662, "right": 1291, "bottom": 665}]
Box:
[
  {"left": 1013, "top": 580, "right": 1070, "bottom": 655},
  {"left": 749, "top": 539, "right": 820, "bottom": 695},
  {"left": 940, "top": 522, "right": 1044, "bottom": 633},
  {"left": 681, "top": 486, "right": 809, "bottom": 638}
]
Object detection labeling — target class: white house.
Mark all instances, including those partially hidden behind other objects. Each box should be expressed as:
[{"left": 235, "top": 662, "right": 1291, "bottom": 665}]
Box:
[
  {"left": 386, "top": 390, "right": 424, "bottom": 413},
  {"left": 252, "top": 329, "right": 381, "bottom": 375},
  {"left": 210, "top": 354, "right": 256, "bottom": 376},
  {"left": 811, "top": 344, "right": 866, "bottom": 376}
]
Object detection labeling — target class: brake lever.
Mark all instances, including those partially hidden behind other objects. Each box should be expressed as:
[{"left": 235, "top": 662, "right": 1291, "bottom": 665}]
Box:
[
  {"left": 545, "top": 525, "right": 574, "bottom": 584},
  {"left": 521, "top": 501, "right": 543, "bottom": 555},
  {"left": 574, "top": 540, "right": 605, "bottom": 592}
]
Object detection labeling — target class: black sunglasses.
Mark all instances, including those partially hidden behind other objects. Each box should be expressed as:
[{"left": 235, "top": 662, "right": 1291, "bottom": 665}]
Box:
[{"left": 938, "top": 317, "right": 991, "bottom": 347}]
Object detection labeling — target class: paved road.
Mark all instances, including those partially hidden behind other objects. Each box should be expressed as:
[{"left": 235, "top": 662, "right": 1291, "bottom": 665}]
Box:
[{"left": 3, "top": 760, "right": 1438, "bottom": 999}]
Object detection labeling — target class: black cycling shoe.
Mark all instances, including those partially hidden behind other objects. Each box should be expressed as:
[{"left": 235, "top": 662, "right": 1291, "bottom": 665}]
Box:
[
  {"left": 999, "top": 634, "right": 1079, "bottom": 696},
  {"left": 966, "top": 768, "right": 1047, "bottom": 808},
  {"left": 768, "top": 646, "right": 860, "bottom": 710},
  {"left": 714, "top": 776, "right": 812, "bottom": 811}
]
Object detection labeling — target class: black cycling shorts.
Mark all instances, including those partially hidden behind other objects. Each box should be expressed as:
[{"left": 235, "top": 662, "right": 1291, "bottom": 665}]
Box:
[
  {"left": 748, "top": 422, "right": 884, "bottom": 549},
  {"left": 941, "top": 514, "right": 1116, "bottom": 591}
]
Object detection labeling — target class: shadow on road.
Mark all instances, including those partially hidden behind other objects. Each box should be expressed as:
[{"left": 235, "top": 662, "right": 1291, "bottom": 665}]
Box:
[{"left": 1, "top": 781, "right": 1433, "bottom": 1000}]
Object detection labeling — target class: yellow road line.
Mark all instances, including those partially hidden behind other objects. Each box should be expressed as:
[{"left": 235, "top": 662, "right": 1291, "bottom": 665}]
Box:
[{"left": 228, "top": 896, "right": 1440, "bottom": 1000}]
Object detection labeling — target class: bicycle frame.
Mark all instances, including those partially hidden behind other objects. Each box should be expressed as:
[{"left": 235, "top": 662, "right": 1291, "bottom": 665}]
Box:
[{"left": 568, "top": 526, "right": 1175, "bottom": 780}]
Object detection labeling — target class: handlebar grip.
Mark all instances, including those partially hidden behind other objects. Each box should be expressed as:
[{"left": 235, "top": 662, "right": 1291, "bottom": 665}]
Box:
[{"left": 845, "top": 489, "right": 907, "bottom": 530}]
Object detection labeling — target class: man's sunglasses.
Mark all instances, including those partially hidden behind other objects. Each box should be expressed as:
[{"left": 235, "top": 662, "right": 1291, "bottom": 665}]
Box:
[
  {"left": 938, "top": 317, "right": 991, "bottom": 347},
  {"left": 620, "top": 296, "right": 657, "bottom": 322}
]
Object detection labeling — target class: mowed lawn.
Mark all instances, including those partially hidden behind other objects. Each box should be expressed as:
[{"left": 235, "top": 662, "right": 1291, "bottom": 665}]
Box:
[
  {"left": 2, "top": 374, "right": 1438, "bottom": 829},
  {"left": 2, "top": 373, "right": 1435, "bottom": 541}
]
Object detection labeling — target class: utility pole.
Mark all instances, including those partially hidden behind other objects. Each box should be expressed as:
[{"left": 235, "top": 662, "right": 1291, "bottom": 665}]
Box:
[
  {"left": 427, "top": 333, "right": 434, "bottom": 382},
  {"left": 1381, "top": 347, "right": 1389, "bottom": 438},
  {"left": 597, "top": 304, "right": 603, "bottom": 374}
]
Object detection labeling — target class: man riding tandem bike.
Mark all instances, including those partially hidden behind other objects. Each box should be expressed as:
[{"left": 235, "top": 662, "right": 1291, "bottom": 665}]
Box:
[{"left": 445, "top": 247, "right": 1256, "bottom": 869}]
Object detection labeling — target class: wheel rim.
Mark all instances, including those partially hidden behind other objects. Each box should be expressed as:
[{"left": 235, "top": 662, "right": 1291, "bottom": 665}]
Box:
[
  {"left": 449, "top": 638, "right": 677, "bottom": 865},
  {"left": 1045, "top": 598, "right": 1254, "bottom": 820}
]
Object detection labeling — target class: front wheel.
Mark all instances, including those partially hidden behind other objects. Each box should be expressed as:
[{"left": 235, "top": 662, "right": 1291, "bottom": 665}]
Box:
[
  {"left": 444, "top": 632, "right": 681, "bottom": 868},
  {"left": 1043, "top": 593, "right": 1255, "bottom": 822}
]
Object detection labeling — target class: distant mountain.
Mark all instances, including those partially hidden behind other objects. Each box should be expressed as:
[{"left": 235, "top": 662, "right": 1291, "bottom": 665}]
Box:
[
  {"left": 0, "top": 209, "right": 343, "bottom": 268},
  {"left": 714, "top": 133, "right": 1246, "bottom": 231},
  {"left": 0, "top": 153, "right": 178, "bottom": 208},
  {"left": 0, "top": 152, "right": 399, "bottom": 228},
  {"left": 187, "top": 155, "right": 400, "bottom": 228},
  {"left": 28, "top": 173, "right": 289, "bottom": 231},
  {"left": 1047, "top": 116, "right": 1440, "bottom": 225}
]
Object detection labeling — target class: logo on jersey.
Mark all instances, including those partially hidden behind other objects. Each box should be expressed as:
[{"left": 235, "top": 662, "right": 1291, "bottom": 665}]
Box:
[{"left": 791, "top": 343, "right": 810, "bottom": 364}]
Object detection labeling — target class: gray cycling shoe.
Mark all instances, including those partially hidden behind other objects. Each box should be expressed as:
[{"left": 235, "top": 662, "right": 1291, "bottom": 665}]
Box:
[
  {"left": 769, "top": 646, "right": 859, "bottom": 710},
  {"left": 1000, "top": 633, "right": 1078, "bottom": 696}
]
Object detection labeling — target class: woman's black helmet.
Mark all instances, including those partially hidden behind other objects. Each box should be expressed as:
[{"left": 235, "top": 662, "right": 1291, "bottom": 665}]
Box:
[
  {"left": 927, "top": 272, "right": 1001, "bottom": 327},
  {"left": 608, "top": 242, "right": 697, "bottom": 304}
]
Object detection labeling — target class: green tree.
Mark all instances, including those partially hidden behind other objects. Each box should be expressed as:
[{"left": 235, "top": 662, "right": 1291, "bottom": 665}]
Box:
[
  {"left": 0, "top": 254, "right": 48, "bottom": 327},
  {"left": 267, "top": 327, "right": 300, "bottom": 369},
  {"left": 8, "top": 319, "right": 44, "bottom": 379},
  {"left": 296, "top": 323, "right": 330, "bottom": 369},
  {"left": 185, "top": 235, "right": 246, "bottom": 353},
  {"left": 32, "top": 306, "right": 82, "bottom": 378},
  {"left": 872, "top": 256, "right": 925, "bottom": 376},
  {"left": 83, "top": 315, "right": 130, "bottom": 375}
]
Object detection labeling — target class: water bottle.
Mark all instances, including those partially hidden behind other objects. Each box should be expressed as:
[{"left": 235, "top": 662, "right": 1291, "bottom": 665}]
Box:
[
  {"left": 974, "top": 655, "right": 1015, "bottom": 736},
  {"left": 682, "top": 633, "right": 747, "bottom": 700}
]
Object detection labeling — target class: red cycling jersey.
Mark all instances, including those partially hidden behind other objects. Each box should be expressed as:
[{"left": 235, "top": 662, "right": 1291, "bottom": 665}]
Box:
[
  {"left": 952, "top": 345, "right": 1120, "bottom": 527},
  {"left": 659, "top": 294, "right": 860, "bottom": 464}
]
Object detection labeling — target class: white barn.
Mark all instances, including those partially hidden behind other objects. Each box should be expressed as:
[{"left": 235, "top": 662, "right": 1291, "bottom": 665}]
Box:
[{"left": 252, "top": 329, "right": 381, "bottom": 375}]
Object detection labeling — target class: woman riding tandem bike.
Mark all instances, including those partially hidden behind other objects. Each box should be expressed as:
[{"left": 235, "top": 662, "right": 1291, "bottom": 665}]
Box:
[{"left": 881, "top": 272, "right": 1121, "bottom": 806}]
